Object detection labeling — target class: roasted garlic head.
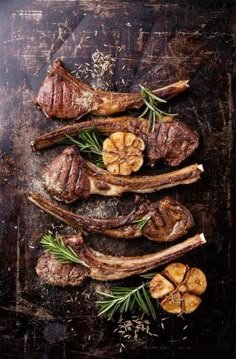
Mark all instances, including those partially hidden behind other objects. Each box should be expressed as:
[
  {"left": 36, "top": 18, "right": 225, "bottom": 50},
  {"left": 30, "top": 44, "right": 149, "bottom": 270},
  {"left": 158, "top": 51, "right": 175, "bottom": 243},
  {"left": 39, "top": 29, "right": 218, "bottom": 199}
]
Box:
[
  {"left": 150, "top": 262, "right": 207, "bottom": 314},
  {"left": 102, "top": 132, "right": 145, "bottom": 175}
]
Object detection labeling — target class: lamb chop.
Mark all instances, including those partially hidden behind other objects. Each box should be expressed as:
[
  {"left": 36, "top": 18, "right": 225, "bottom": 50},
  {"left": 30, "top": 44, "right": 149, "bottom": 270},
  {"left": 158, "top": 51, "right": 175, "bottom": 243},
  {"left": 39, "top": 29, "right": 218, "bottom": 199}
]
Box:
[
  {"left": 40, "top": 145, "right": 204, "bottom": 203},
  {"left": 36, "top": 233, "right": 206, "bottom": 286},
  {"left": 35, "top": 58, "right": 189, "bottom": 120},
  {"left": 31, "top": 116, "right": 199, "bottom": 167},
  {"left": 28, "top": 193, "right": 194, "bottom": 242}
]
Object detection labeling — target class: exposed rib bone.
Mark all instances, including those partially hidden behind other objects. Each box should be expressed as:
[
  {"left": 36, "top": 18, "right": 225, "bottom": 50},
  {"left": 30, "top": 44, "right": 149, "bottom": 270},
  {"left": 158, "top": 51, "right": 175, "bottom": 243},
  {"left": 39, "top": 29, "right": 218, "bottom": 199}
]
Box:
[
  {"left": 35, "top": 58, "right": 189, "bottom": 120},
  {"left": 31, "top": 116, "right": 199, "bottom": 168},
  {"left": 40, "top": 145, "right": 204, "bottom": 203},
  {"left": 28, "top": 193, "right": 194, "bottom": 242},
  {"left": 36, "top": 233, "right": 206, "bottom": 286}
]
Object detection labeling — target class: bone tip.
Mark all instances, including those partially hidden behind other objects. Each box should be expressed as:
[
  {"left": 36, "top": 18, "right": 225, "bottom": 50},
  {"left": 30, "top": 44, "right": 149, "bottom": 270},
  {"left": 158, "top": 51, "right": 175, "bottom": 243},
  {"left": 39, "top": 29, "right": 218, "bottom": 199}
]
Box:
[
  {"left": 28, "top": 192, "right": 37, "bottom": 202},
  {"left": 31, "top": 141, "right": 36, "bottom": 151},
  {"left": 199, "top": 233, "right": 206, "bottom": 244},
  {"left": 185, "top": 79, "right": 190, "bottom": 88},
  {"left": 197, "top": 164, "right": 204, "bottom": 172},
  {"left": 179, "top": 80, "right": 190, "bottom": 89}
]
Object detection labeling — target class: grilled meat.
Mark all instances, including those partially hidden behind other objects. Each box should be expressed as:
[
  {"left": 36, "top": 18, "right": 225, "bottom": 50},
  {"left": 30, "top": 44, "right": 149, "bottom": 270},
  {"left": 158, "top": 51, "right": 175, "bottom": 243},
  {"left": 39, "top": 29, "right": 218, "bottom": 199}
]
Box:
[
  {"left": 35, "top": 58, "right": 189, "bottom": 120},
  {"left": 40, "top": 145, "right": 203, "bottom": 203},
  {"left": 36, "top": 233, "right": 206, "bottom": 286},
  {"left": 28, "top": 193, "right": 194, "bottom": 242},
  {"left": 31, "top": 116, "right": 199, "bottom": 167}
]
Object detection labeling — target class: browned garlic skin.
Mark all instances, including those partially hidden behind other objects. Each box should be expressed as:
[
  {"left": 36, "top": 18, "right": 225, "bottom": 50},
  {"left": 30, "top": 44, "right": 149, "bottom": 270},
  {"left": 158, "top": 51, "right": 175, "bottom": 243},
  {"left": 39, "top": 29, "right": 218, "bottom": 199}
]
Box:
[
  {"left": 183, "top": 293, "right": 202, "bottom": 313},
  {"left": 149, "top": 262, "right": 207, "bottom": 314},
  {"left": 150, "top": 274, "right": 175, "bottom": 299},
  {"left": 163, "top": 262, "right": 188, "bottom": 285},
  {"left": 161, "top": 291, "right": 183, "bottom": 314},
  {"left": 183, "top": 267, "right": 207, "bottom": 295},
  {"left": 102, "top": 132, "right": 145, "bottom": 175}
]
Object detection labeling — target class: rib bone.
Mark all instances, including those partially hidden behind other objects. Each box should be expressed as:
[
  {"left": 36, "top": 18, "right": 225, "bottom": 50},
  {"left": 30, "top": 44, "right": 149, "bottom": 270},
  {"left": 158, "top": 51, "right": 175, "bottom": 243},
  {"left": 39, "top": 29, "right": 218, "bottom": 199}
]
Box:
[
  {"left": 31, "top": 116, "right": 199, "bottom": 167},
  {"left": 41, "top": 145, "right": 204, "bottom": 203},
  {"left": 36, "top": 233, "right": 206, "bottom": 286},
  {"left": 28, "top": 193, "right": 194, "bottom": 242},
  {"left": 35, "top": 58, "right": 189, "bottom": 120}
]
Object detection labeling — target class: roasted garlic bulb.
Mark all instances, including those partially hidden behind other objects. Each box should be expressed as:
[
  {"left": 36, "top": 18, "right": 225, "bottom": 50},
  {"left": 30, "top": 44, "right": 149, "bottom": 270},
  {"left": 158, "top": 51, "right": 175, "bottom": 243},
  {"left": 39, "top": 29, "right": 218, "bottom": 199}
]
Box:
[
  {"left": 150, "top": 262, "right": 207, "bottom": 314},
  {"left": 102, "top": 132, "right": 145, "bottom": 175}
]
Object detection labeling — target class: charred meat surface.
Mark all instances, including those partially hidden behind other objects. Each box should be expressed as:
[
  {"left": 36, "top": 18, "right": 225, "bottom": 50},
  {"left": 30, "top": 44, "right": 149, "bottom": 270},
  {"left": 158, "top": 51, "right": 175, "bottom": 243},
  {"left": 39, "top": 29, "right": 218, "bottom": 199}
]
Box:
[
  {"left": 41, "top": 145, "right": 204, "bottom": 203},
  {"left": 36, "top": 233, "right": 206, "bottom": 286},
  {"left": 32, "top": 116, "right": 199, "bottom": 167},
  {"left": 28, "top": 193, "right": 194, "bottom": 242},
  {"left": 35, "top": 58, "right": 189, "bottom": 120}
]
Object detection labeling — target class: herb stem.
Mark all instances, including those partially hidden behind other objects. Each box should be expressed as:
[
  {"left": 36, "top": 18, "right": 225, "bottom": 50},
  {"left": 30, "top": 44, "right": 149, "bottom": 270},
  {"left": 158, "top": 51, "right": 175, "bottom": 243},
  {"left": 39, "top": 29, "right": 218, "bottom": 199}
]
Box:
[
  {"left": 96, "top": 282, "right": 158, "bottom": 320},
  {"left": 41, "top": 234, "right": 89, "bottom": 268},
  {"left": 132, "top": 216, "right": 151, "bottom": 231},
  {"left": 139, "top": 85, "right": 177, "bottom": 132},
  {"left": 64, "top": 128, "right": 106, "bottom": 168}
]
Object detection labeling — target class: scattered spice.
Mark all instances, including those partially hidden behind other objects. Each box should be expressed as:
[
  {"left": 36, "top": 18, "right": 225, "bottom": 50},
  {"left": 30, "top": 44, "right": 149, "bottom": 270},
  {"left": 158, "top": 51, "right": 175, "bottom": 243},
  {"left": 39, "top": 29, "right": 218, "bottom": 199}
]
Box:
[
  {"left": 72, "top": 50, "right": 116, "bottom": 90},
  {"left": 114, "top": 314, "right": 159, "bottom": 342}
]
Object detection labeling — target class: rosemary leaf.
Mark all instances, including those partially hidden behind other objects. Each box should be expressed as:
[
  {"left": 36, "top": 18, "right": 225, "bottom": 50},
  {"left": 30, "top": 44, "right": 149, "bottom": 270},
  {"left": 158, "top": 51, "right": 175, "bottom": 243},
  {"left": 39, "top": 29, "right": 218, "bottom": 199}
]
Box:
[
  {"left": 40, "top": 234, "right": 89, "bottom": 268},
  {"left": 142, "top": 286, "right": 157, "bottom": 320},
  {"left": 132, "top": 216, "right": 151, "bottom": 231},
  {"left": 96, "top": 283, "right": 157, "bottom": 320},
  {"left": 129, "top": 296, "right": 136, "bottom": 311},
  {"left": 139, "top": 272, "right": 157, "bottom": 280},
  {"left": 96, "top": 291, "right": 116, "bottom": 299},
  {"left": 134, "top": 290, "right": 149, "bottom": 315},
  {"left": 139, "top": 85, "right": 178, "bottom": 132},
  {"left": 64, "top": 127, "right": 105, "bottom": 168},
  {"left": 138, "top": 105, "right": 149, "bottom": 119}
]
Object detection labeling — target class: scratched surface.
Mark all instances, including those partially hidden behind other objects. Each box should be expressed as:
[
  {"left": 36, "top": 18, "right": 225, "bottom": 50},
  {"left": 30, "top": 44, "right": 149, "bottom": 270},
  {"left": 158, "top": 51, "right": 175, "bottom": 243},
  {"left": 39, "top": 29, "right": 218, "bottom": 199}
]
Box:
[{"left": 0, "top": 0, "right": 236, "bottom": 357}]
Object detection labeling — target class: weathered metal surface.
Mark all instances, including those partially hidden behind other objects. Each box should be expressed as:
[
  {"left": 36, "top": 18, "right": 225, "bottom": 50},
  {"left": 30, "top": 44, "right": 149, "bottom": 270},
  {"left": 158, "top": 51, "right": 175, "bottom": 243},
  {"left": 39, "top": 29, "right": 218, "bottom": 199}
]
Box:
[{"left": 0, "top": 0, "right": 235, "bottom": 357}]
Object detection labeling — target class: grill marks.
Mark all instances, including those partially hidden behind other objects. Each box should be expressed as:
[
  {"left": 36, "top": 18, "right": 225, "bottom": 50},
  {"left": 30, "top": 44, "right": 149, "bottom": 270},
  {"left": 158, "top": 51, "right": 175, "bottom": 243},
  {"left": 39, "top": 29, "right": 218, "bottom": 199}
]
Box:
[
  {"left": 35, "top": 59, "right": 189, "bottom": 120},
  {"left": 41, "top": 146, "right": 203, "bottom": 202},
  {"left": 42, "top": 147, "right": 91, "bottom": 202},
  {"left": 32, "top": 117, "right": 199, "bottom": 169},
  {"left": 31, "top": 59, "right": 205, "bottom": 285},
  {"left": 35, "top": 233, "right": 206, "bottom": 286},
  {"left": 28, "top": 192, "right": 194, "bottom": 242}
]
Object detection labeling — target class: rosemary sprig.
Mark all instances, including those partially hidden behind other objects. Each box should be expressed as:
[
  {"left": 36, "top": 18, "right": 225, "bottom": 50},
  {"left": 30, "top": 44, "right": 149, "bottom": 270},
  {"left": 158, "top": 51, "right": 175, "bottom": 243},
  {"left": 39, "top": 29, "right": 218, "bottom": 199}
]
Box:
[
  {"left": 96, "top": 283, "right": 158, "bottom": 320},
  {"left": 40, "top": 234, "right": 89, "bottom": 268},
  {"left": 65, "top": 128, "right": 106, "bottom": 168},
  {"left": 139, "top": 272, "right": 157, "bottom": 280},
  {"left": 139, "top": 85, "right": 177, "bottom": 132},
  {"left": 132, "top": 216, "right": 151, "bottom": 231}
]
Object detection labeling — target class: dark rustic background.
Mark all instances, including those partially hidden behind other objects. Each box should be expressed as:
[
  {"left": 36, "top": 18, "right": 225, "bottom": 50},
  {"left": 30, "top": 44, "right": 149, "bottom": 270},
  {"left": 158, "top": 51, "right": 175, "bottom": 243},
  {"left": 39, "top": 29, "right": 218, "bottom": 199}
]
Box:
[{"left": 0, "top": 0, "right": 236, "bottom": 358}]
